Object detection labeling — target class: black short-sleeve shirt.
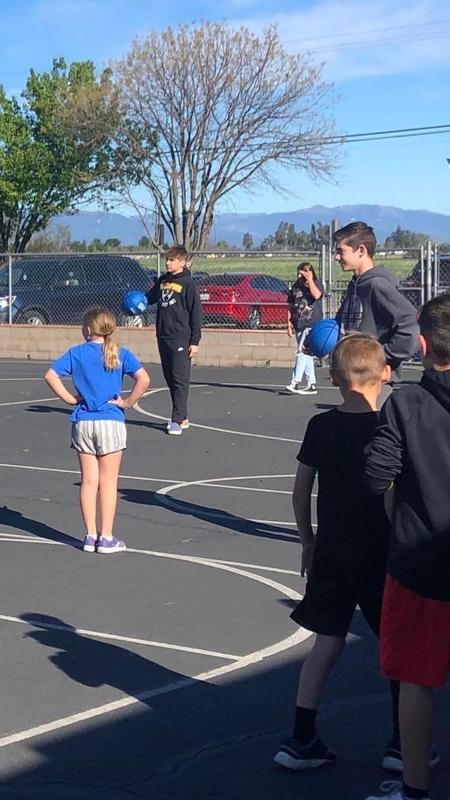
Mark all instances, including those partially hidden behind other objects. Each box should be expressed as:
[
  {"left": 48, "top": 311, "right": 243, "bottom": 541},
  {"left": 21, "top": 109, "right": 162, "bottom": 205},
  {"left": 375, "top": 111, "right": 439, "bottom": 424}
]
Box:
[{"left": 298, "top": 409, "right": 390, "bottom": 556}]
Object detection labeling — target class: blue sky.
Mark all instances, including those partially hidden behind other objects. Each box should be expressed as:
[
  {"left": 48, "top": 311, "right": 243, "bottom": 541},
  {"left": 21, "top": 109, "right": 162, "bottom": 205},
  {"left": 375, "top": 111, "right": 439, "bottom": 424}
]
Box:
[{"left": 1, "top": 0, "right": 450, "bottom": 217}]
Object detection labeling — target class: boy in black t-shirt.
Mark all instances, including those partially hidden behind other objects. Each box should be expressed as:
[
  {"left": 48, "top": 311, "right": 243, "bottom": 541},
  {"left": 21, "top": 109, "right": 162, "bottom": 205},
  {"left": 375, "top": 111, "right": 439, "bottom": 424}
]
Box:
[{"left": 275, "top": 335, "right": 397, "bottom": 771}]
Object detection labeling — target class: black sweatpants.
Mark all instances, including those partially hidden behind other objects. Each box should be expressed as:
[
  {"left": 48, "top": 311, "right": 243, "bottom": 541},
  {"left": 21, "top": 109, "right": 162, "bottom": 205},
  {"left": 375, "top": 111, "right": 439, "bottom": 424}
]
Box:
[{"left": 158, "top": 339, "right": 191, "bottom": 423}]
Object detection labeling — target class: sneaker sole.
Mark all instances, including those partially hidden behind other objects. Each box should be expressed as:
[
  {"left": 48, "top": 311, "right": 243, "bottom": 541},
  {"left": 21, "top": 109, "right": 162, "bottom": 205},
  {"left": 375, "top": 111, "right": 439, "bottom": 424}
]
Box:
[
  {"left": 83, "top": 544, "right": 96, "bottom": 553},
  {"left": 297, "top": 391, "right": 318, "bottom": 395},
  {"left": 273, "top": 751, "right": 335, "bottom": 771},
  {"left": 96, "top": 545, "right": 127, "bottom": 554},
  {"left": 167, "top": 430, "right": 182, "bottom": 435}
]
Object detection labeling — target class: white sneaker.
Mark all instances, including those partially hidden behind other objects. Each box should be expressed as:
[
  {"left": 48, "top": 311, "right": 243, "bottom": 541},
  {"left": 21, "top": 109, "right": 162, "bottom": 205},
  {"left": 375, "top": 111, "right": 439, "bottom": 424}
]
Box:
[
  {"left": 297, "top": 384, "right": 318, "bottom": 395},
  {"left": 364, "top": 781, "right": 430, "bottom": 800},
  {"left": 285, "top": 382, "right": 303, "bottom": 394}
]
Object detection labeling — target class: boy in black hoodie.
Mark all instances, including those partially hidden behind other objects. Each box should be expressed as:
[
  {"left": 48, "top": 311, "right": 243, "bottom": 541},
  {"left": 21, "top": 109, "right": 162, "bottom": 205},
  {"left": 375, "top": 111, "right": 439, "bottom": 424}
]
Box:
[
  {"left": 147, "top": 246, "right": 202, "bottom": 435},
  {"left": 364, "top": 294, "right": 450, "bottom": 800},
  {"left": 334, "top": 222, "right": 418, "bottom": 383}
]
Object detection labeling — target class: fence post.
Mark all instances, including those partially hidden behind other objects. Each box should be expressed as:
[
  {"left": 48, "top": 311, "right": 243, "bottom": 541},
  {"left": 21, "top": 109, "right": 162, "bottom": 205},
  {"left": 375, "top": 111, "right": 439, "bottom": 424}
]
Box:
[
  {"left": 420, "top": 245, "right": 425, "bottom": 307},
  {"left": 8, "top": 254, "right": 12, "bottom": 324},
  {"left": 157, "top": 251, "right": 161, "bottom": 278},
  {"left": 433, "top": 243, "right": 439, "bottom": 299},
  {"left": 426, "top": 240, "right": 433, "bottom": 302},
  {"left": 320, "top": 244, "right": 326, "bottom": 286}
]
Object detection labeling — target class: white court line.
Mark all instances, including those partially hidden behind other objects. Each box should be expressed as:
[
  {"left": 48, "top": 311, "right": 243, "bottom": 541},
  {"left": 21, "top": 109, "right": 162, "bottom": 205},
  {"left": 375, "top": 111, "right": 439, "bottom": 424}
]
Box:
[
  {"left": 135, "top": 386, "right": 301, "bottom": 443},
  {"left": 0, "top": 614, "right": 239, "bottom": 661},
  {"left": 0, "top": 377, "right": 45, "bottom": 381},
  {"left": 0, "top": 532, "right": 300, "bottom": 575},
  {"left": 0, "top": 396, "right": 55, "bottom": 407},
  {"left": 205, "top": 483, "right": 292, "bottom": 495},
  {"left": 0, "top": 545, "right": 308, "bottom": 749},
  {"left": 198, "top": 556, "right": 299, "bottom": 576},
  {"left": 0, "top": 463, "right": 182, "bottom": 484}
]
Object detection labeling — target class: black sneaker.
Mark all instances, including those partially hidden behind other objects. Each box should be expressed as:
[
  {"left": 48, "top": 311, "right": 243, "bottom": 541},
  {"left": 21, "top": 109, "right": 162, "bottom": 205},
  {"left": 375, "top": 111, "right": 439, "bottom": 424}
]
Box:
[
  {"left": 297, "top": 384, "right": 318, "bottom": 395},
  {"left": 382, "top": 742, "right": 440, "bottom": 772},
  {"left": 273, "top": 736, "right": 336, "bottom": 770}
]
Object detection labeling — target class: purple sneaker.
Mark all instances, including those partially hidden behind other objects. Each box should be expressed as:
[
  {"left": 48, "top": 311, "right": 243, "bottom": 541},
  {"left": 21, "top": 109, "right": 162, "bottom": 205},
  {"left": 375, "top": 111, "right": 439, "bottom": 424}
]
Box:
[
  {"left": 96, "top": 536, "right": 126, "bottom": 554},
  {"left": 83, "top": 535, "right": 97, "bottom": 553}
]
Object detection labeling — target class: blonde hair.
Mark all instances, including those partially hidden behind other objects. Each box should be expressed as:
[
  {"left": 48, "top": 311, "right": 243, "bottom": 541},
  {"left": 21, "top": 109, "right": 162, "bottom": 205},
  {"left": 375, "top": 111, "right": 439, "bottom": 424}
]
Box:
[
  {"left": 82, "top": 308, "right": 120, "bottom": 371},
  {"left": 330, "top": 334, "right": 386, "bottom": 389}
]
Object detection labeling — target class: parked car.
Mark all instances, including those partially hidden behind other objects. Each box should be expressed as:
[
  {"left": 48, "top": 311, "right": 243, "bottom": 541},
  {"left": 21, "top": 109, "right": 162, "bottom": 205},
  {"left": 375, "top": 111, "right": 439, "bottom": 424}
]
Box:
[
  {"left": 197, "top": 272, "right": 289, "bottom": 328},
  {"left": 0, "top": 255, "right": 157, "bottom": 326}
]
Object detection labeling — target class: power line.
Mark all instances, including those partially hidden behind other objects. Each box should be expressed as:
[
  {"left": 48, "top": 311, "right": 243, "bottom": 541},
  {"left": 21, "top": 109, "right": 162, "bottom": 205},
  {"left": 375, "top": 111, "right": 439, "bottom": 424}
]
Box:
[
  {"left": 305, "top": 29, "right": 450, "bottom": 54},
  {"left": 284, "top": 17, "right": 450, "bottom": 45}
]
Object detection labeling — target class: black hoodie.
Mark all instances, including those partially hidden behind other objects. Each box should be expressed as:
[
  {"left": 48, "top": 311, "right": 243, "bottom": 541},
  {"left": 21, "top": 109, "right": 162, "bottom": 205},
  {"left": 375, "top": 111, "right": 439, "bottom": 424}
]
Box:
[
  {"left": 336, "top": 266, "right": 419, "bottom": 380},
  {"left": 365, "top": 368, "right": 450, "bottom": 600},
  {"left": 147, "top": 270, "right": 202, "bottom": 345}
]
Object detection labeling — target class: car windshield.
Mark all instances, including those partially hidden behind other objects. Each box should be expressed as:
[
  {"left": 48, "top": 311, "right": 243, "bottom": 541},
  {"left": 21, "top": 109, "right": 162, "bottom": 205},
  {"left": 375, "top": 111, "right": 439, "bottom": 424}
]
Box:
[{"left": 0, "top": 260, "right": 51, "bottom": 289}]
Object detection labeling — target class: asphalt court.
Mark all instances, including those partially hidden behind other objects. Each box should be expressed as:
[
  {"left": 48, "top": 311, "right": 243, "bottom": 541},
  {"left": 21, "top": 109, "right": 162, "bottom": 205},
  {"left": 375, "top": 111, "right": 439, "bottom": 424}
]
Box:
[{"left": 0, "top": 357, "right": 448, "bottom": 800}]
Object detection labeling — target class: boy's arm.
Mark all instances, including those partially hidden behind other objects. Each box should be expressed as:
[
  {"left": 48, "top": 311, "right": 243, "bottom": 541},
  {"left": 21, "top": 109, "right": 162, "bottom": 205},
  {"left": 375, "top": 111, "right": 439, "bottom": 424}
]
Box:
[
  {"left": 372, "top": 282, "right": 419, "bottom": 368},
  {"left": 365, "top": 398, "right": 403, "bottom": 494},
  {"left": 185, "top": 281, "right": 202, "bottom": 348},
  {"left": 292, "top": 461, "right": 317, "bottom": 577},
  {"left": 44, "top": 368, "right": 78, "bottom": 406},
  {"left": 146, "top": 278, "right": 161, "bottom": 306}
]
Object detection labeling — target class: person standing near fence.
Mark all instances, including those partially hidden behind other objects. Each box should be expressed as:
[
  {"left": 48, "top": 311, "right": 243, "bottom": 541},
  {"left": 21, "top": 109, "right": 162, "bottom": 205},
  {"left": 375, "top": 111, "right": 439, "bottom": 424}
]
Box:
[
  {"left": 286, "top": 262, "right": 324, "bottom": 395},
  {"left": 333, "top": 222, "right": 418, "bottom": 383},
  {"left": 146, "top": 246, "right": 202, "bottom": 435}
]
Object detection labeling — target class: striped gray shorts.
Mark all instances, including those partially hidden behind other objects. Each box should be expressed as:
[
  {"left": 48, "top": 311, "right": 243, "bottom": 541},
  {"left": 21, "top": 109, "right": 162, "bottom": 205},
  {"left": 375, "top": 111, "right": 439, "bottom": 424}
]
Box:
[{"left": 71, "top": 420, "right": 127, "bottom": 456}]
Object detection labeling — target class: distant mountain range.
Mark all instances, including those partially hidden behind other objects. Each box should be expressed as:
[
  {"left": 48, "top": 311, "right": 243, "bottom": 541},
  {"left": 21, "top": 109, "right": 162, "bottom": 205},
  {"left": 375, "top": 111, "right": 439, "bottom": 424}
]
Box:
[{"left": 53, "top": 204, "right": 450, "bottom": 246}]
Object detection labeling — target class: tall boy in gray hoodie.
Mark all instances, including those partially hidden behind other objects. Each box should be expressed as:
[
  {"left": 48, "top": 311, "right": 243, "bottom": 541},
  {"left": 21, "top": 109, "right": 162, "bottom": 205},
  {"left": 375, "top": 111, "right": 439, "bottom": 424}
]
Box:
[{"left": 333, "top": 222, "right": 418, "bottom": 381}]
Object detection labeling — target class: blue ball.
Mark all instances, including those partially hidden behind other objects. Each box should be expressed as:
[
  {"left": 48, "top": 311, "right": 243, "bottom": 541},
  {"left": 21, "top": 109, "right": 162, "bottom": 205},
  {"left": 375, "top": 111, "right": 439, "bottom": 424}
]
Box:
[
  {"left": 122, "top": 289, "right": 148, "bottom": 316},
  {"left": 308, "top": 318, "right": 340, "bottom": 358}
]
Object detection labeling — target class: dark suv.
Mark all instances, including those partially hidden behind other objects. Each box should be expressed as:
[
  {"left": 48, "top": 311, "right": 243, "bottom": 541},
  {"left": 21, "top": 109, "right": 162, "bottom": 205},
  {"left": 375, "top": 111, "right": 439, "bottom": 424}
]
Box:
[{"left": 0, "top": 254, "right": 157, "bottom": 326}]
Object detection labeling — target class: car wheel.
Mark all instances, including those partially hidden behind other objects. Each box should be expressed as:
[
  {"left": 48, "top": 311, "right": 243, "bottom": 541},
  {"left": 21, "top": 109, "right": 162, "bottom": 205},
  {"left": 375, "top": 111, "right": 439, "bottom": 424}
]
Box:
[
  {"left": 17, "top": 309, "right": 47, "bottom": 325},
  {"left": 248, "top": 306, "right": 262, "bottom": 329}
]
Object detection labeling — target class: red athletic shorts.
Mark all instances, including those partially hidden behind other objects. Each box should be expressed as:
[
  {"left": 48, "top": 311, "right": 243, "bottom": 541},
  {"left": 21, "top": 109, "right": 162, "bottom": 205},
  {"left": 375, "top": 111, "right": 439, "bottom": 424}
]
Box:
[{"left": 380, "top": 576, "right": 450, "bottom": 689}]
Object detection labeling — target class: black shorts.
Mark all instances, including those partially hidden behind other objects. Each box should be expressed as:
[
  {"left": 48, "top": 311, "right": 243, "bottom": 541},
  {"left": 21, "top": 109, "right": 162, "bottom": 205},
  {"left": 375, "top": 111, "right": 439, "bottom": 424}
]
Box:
[{"left": 290, "top": 549, "right": 386, "bottom": 638}]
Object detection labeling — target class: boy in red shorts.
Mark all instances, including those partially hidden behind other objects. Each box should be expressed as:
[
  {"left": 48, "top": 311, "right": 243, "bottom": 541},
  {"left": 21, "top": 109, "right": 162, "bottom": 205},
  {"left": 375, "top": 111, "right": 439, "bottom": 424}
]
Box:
[{"left": 364, "top": 294, "right": 450, "bottom": 800}]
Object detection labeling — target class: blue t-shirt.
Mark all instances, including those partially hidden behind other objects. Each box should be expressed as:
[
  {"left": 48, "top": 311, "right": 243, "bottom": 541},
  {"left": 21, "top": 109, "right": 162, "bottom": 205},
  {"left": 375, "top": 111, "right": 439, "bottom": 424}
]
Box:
[{"left": 51, "top": 342, "right": 142, "bottom": 422}]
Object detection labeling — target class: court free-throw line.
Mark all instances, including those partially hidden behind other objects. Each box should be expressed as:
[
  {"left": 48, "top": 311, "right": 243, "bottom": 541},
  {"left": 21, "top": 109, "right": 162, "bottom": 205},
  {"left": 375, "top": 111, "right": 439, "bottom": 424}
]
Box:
[
  {"left": 0, "top": 547, "right": 307, "bottom": 749},
  {"left": 0, "top": 613, "right": 240, "bottom": 661}
]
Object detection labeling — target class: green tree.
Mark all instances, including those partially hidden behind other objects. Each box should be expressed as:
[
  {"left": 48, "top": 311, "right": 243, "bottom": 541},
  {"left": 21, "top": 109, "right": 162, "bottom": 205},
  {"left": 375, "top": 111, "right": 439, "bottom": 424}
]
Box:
[
  {"left": 384, "top": 225, "right": 428, "bottom": 249},
  {"left": 0, "top": 58, "right": 121, "bottom": 252},
  {"left": 104, "top": 237, "right": 121, "bottom": 249},
  {"left": 138, "top": 235, "right": 150, "bottom": 248},
  {"left": 242, "top": 232, "right": 253, "bottom": 250},
  {"left": 89, "top": 238, "right": 105, "bottom": 251},
  {"left": 27, "top": 223, "right": 72, "bottom": 252}
]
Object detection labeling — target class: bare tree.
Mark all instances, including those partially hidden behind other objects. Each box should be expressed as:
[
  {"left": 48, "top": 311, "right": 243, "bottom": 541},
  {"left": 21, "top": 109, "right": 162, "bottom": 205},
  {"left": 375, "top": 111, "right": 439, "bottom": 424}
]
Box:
[{"left": 113, "top": 22, "right": 339, "bottom": 250}]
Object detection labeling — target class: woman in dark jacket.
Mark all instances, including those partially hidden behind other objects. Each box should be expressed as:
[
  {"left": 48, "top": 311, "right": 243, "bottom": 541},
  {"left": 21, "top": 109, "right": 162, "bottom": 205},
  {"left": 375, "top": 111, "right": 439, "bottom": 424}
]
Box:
[{"left": 286, "top": 262, "right": 324, "bottom": 395}]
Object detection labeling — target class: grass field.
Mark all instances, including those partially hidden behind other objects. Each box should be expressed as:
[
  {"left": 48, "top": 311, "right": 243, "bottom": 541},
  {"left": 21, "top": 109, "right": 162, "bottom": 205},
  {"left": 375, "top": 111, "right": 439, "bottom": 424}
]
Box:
[{"left": 140, "top": 254, "right": 417, "bottom": 283}]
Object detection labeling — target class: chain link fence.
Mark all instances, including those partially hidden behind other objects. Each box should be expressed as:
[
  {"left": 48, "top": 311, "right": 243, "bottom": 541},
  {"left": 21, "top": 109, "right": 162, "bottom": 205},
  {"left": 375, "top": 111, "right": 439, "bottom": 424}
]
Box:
[{"left": 0, "top": 245, "right": 448, "bottom": 329}]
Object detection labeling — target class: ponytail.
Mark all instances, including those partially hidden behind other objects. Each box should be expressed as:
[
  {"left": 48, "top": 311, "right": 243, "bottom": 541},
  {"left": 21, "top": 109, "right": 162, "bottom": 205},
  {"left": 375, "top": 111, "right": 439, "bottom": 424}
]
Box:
[
  {"left": 103, "top": 333, "right": 120, "bottom": 371},
  {"left": 82, "top": 307, "right": 120, "bottom": 371}
]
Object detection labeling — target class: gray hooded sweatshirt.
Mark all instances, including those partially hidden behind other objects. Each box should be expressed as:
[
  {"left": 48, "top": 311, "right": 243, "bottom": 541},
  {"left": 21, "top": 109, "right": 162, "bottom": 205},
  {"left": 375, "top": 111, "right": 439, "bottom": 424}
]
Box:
[{"left": 335, "top": 266, "right": 419, "bottom": 380}]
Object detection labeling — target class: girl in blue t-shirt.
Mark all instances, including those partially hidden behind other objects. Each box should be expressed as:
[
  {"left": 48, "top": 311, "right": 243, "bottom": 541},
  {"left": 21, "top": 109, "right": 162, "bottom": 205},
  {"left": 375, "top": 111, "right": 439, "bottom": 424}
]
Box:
[{"left": 45, "top": 307, "right": 150, "bottom": 554}]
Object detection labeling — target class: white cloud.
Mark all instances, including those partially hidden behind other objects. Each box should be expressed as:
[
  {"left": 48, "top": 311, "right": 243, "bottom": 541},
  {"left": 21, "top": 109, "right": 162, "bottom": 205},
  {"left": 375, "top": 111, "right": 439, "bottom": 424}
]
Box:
[{"left": 236, "top": 0, "right": 450, "bottom": 80}]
